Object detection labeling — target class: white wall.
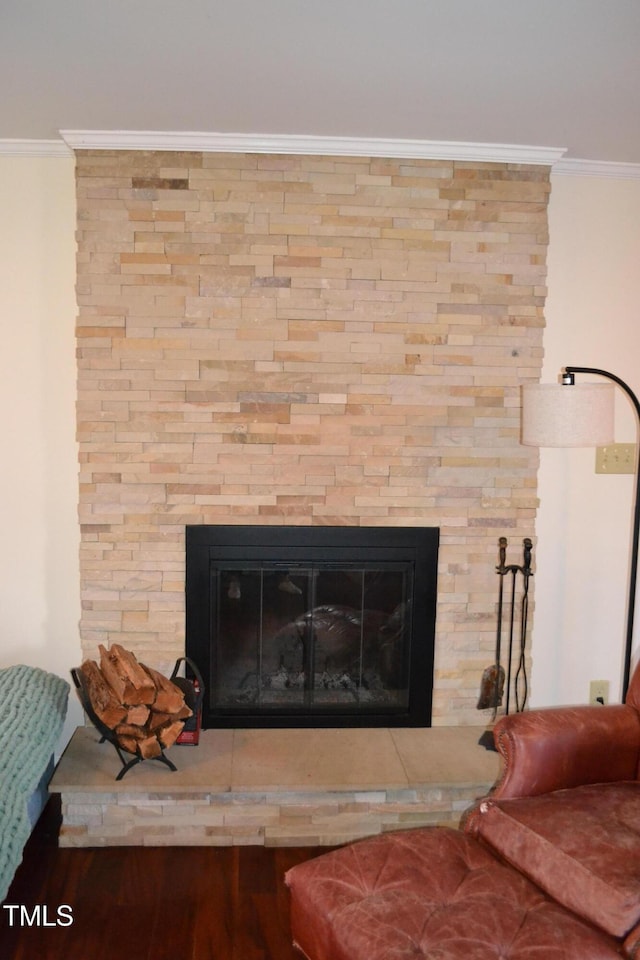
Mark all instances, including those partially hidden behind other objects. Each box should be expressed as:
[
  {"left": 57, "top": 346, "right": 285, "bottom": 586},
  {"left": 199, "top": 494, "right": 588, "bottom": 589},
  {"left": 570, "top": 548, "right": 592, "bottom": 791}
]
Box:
[
  {"left": 530, "top": 173, "right": 640, "bottom": 707},
  {"left": 0, "top": 154, "right": 82, "bottom": 745}
]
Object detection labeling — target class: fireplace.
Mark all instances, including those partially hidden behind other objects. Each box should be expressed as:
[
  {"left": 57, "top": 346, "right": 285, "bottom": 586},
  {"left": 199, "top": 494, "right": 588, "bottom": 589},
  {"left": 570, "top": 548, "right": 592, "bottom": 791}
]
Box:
[{"left": 186, "top": 526, "right": 439, "bottom": 728}]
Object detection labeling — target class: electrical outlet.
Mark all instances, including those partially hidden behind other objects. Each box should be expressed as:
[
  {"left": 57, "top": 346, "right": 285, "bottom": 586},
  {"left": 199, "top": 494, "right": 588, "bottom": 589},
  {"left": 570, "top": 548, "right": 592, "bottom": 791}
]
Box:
[
  {"left": 589, "top": 679, "right": 609, "bottom": 705},
  {"left": 595, "top": 443, "right": 636, "bottom": 474}
]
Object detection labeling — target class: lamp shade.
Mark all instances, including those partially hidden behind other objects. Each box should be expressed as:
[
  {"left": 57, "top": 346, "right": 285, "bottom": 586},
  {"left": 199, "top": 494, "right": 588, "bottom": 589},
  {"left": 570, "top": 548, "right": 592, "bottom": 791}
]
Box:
[{"left": 521, "top": 382, "right": 615, "bottom": 447}]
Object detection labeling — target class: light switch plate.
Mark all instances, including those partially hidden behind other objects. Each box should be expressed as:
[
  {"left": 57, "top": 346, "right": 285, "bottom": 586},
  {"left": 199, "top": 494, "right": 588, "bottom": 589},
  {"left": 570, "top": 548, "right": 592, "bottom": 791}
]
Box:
[{"left": 595, "top": 443, "right": 636, "bottom": 474}]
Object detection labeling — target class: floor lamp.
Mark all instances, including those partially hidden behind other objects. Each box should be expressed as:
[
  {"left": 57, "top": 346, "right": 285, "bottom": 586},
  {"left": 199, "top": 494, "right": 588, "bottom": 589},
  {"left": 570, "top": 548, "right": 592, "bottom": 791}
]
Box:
[{"left": 521, "top": 366, "right": 640, "bottom": 700}]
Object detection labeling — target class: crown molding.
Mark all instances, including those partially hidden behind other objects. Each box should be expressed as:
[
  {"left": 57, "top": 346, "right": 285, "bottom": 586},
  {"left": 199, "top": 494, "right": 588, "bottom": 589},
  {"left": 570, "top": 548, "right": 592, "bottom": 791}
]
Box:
[
  {"left": 552, "top": 157, "right": 640, "bottom": 180},
  {"left": 0, "top": 138, "right": 72, "bottom": 158},
  {"left": 4, "top": 132, "right": 640, "bottom": 178},
  {"left": 59, "top": 129, "right": 567, "bottom": 166}
]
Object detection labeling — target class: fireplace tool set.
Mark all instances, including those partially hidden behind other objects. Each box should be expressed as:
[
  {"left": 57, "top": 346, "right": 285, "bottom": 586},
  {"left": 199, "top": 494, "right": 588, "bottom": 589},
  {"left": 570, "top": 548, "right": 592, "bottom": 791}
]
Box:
[{"left": 478, "top": 537, "right": 533, "bottom": 749}]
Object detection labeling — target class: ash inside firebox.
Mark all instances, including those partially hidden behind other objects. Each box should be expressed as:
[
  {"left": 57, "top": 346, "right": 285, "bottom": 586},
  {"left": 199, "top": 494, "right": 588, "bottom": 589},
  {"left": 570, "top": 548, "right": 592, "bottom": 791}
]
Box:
[{"left": 219, "top": 601, "right": 407, "bottom": 707}]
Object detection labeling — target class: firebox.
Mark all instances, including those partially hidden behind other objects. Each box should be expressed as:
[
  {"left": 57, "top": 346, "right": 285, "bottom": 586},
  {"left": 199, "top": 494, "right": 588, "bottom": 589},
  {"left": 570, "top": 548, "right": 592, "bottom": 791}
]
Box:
[{"left": 185, "top": 525, "right": 439, "bottom": 728}]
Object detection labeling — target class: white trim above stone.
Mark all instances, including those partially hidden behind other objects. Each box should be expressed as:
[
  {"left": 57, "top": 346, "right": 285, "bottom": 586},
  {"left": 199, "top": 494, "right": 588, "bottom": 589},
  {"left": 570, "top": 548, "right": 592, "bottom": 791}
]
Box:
[
  {"left": 4, "top": 132, "right": 639, "bottom": 179},
  {"left": 0, "top": 130, "right": 640, "bottom": 180},
  {"left": 59, "top": 129, "right": 567, "bottom": 166}
]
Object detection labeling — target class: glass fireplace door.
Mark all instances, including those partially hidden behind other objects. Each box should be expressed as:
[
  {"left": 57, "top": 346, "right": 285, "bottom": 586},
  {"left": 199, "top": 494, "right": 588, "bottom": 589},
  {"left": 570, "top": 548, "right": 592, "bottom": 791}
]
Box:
[{"left": 211, "top": 562, "right": 413, "bottom": 718}]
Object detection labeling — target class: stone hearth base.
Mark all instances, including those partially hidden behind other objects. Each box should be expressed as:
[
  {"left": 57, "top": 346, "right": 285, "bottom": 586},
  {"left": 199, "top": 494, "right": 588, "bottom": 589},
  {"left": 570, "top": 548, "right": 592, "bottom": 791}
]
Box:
[{"left": 51, "top": 725, "right": 500, "bottom": 847}]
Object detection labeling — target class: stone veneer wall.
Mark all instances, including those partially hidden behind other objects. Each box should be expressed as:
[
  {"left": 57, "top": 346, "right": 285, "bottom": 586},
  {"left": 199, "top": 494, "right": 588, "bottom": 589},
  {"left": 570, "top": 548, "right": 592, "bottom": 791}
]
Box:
[{"left": 75, "top": 150, "right": 548, "bottom": 724}]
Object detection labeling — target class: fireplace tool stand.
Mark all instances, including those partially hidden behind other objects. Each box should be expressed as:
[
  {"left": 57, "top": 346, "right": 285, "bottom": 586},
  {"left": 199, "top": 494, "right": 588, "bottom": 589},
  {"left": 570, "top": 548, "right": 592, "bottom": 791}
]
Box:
[{"left": 478, "top": 536, "right": 533, "bottom": 750}]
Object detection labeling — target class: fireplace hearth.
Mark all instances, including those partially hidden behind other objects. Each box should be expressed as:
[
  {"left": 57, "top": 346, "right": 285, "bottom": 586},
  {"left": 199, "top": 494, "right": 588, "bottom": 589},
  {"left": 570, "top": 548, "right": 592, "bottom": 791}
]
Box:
[{"left": 186, "top": 526, "right": 439, "bottom": 728}]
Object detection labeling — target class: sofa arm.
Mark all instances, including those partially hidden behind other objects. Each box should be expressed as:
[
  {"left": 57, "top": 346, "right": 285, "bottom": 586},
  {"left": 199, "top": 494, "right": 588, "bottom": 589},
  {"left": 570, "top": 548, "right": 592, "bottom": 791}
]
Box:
[{"left": 489, "top": 703, "right": 640, "bottom": 800}]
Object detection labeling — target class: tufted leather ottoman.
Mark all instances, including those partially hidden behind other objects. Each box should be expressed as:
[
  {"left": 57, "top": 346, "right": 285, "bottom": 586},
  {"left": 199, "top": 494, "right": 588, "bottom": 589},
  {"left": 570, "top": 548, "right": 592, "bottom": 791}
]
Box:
[{"left": 285, "top": 827, "right": 621, "bottom": 959}]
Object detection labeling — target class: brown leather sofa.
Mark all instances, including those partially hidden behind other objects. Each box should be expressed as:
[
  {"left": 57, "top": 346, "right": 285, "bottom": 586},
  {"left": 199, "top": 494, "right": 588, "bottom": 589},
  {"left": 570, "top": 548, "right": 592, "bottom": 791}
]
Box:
[{"left": 285, "top": 662, "right": 640, "bottom": 959}]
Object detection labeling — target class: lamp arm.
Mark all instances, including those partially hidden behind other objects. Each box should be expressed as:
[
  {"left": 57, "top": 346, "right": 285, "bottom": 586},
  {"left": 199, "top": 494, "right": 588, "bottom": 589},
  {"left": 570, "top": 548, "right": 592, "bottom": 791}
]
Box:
[{"left": 564, "top": 366, "right": 640, "bottom": 699}]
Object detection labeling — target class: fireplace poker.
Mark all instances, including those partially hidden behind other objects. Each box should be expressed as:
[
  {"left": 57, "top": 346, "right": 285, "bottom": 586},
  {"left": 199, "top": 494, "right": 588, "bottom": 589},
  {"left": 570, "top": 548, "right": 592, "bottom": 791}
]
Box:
[
  {"left": 477, "top": 537, "right": 507, "bottom": 715},
  {"left": 514, "top": 538, "right": 533, "bottom": 712}
]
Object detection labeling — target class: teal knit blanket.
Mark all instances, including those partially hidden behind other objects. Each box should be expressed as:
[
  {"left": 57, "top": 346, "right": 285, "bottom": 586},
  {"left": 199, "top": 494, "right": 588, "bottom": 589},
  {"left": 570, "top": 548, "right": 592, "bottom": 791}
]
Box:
[{"left": 0, "top": 665, "right": 69, "bottom": 902}]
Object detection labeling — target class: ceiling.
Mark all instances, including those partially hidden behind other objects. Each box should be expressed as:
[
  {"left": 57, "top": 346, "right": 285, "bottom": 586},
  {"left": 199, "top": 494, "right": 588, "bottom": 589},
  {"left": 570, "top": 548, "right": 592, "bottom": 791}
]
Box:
[{"left": 2, "top": 0, "right": 640, "bottom": 165}]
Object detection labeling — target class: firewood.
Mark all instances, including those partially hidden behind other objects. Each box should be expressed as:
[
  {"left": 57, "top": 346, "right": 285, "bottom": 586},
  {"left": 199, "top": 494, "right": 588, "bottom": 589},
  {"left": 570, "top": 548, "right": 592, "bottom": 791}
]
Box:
[
  {"left": 79, "top": 659, "right": 128, "bottom": 729},
  {"left": 138, "top": 735, "right": 162, "bottom": 759},
  {"left": 99, "top": 643, "right": 156, "bottom": 706},
  {"left": 126, "top": 704, "right": 150, "bottom": 726},
  {"left": 148, "top": 711, "right": 172, "bottom": 731},
  {"left": 142, "top": 664, "right": 186, "bottom": 713},
  {"left": 175, "top": 703, "right": 193, "bottom": 721},
  {"left": 157, "top": 720, "right": 186, "bottom": 750},
  {"left": 76, "top": 644, "right": 196, "bottom": 765},
  {"left": 97, "top": 644, "right": 129, "bottom": 703},
  {"left": 116, "top": 735, "right": 140, "bottom": 755},
  {"left": 114, "top": 722, "right": 146, "bottom": 740},
  {"left": 147, "top": 702, "right": 190, "bottom": 729}
]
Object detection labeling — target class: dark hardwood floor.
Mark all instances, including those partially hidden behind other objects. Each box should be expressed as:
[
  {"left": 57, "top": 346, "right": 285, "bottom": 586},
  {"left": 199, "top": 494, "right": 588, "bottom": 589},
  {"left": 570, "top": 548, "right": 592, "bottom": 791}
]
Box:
[{"left": 1, "top": 797, "right": 325, "bottom": 960}]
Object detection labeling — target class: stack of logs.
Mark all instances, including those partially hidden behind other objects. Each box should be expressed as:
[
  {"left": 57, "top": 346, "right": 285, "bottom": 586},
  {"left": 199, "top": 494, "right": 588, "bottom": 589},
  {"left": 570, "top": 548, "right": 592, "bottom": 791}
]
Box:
[{"left": 80, "top": 644, "right": 192, "bottom": 759}]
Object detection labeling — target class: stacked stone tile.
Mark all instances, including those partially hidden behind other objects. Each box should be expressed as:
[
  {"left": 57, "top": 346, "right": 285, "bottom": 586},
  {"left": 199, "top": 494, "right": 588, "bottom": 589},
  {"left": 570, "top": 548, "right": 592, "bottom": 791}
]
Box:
[{"left": 75, "top": 150, "right": 548, "bottom": 723}]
